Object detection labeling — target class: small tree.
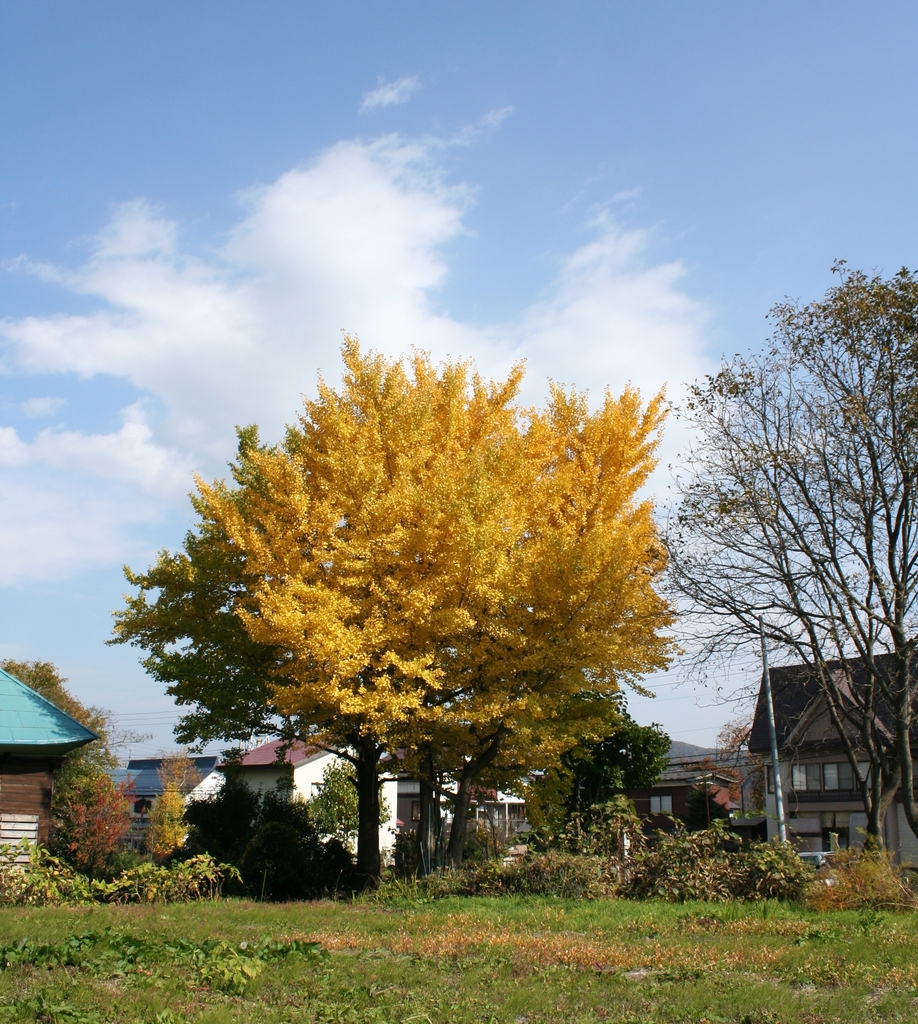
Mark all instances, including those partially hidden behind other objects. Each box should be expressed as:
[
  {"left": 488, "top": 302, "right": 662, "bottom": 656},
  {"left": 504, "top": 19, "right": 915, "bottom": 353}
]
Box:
[
  {"left": 525, "top": 716, "right": 670, "bottom": 839},
  {"left": 565, "top": 718, "right": 671, "bottom": 811},
  {"left": 52, "top": 774, "right": 134, "bottom": 877},
  {"left": 148, "top": 754, "right": 201, "bottom": 859},
  {"left": 309, "top": 761, "right": 360, "bottom": 848}
]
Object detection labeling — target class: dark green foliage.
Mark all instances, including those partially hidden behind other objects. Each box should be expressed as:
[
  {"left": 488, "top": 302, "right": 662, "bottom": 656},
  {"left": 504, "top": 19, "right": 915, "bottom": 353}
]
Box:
[
  {"left": 561, "top": 717, "right": 670, "bottom": 821},
  {"left": 184, "top": 776, "right": 355, "bottom": 900},
  {"left": 392, "top": 829, "right": 419, "bottom": 877},
  {"left": 684, "top": 785, "right": 730, "bottom": 831},
  {"left": 239, "top": 816, "right": 353, "bottom": 901},
  {"left": 184, "top": 771, "right": 262, "bottom": 866}
]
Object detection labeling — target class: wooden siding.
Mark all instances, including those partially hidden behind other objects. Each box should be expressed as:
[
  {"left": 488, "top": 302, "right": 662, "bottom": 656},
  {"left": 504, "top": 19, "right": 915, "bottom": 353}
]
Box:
[{"left": 0, "top": 758, "right": 56, "bottom": 845}]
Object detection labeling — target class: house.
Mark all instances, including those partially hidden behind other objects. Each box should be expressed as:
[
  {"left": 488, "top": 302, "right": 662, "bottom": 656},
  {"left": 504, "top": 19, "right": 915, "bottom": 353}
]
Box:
[
  {"left": 110, "top": 755, "right": 221, "bottom": 848},
  {"left": 233, "top": 739, "right": 400, "bottom": 858},
  {"left": 394, "top": 778, "right": 528, "bottom": 839},
  {"left": 0, "top": 666, "right": 97, "bottom": 852},
  {"left": 626, "top": 757, "right": 740, "bottom": 832},
  {"left": 749, "top": 654, "right": 918, "bottom": 861}
]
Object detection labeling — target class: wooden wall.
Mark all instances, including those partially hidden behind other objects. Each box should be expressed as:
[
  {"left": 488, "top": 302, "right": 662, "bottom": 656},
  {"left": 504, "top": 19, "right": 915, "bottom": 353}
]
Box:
[{"left": 0, "top": 757, "right": 56, "bottom": 845}]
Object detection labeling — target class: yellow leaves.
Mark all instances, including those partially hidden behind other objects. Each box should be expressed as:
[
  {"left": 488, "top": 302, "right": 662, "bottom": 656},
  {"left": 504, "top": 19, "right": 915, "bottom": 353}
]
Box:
[
  {"left": 148, "top": 786, "right": 187, "bottom": 859},
  {"left": 199, "top": 340, "right": 674, "bottom": 762}
]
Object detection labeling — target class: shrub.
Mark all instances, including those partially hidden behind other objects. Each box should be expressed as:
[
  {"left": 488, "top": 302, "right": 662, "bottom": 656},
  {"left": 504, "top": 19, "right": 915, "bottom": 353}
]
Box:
[
  {"left": 239, "top": 819, "right": 353, "bottom": 901},
  {"left": 376, "top": 818, "right": 811, "bottom": 905},
  {"left": 625, "top": 821, "right": 813, "bottom": 903},
  {"left": 51, "top": 773, "right": 134, "bottom": 878},
  {"left": 392, "top": 829, "right": 419, "bottom": 878},
  {"left": 0, "top": 841, "right": 94, "bottom": 906},
  {"left": 95, "top": 854, "right": 238, "bottom": 903},
  {"left": 0, "top": 842, "right": 236, "bottom": 906},
  {"left": 185, "top": 776, "right": 356, "bottom": 899},
  {"left": 740, "top": 838, "right": 813, "bottom": 901},
  {"left": 626, "top": 822, "right": 736, "bottom": 902},
  {"left": 372, "top": 851, "right": 612, "bottom": 902},
  {"left": 805, "top": 847, "right": 917, "bottom": 911},
  {"left": 184, "top": 772, "right": 261, "bottom": 867},
  {"left": 465, "top": 851, "right": 612, "bottom": 899}
]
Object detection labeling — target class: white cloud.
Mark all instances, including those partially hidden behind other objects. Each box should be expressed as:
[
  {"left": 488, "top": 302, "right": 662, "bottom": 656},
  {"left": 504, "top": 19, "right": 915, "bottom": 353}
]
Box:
[
  {"left": 0, "top": 466, "right": 165, "bottom": 585},
  {"left": 19, "top": 396, "right": 65, "bottom": 418},
  {"left": 0, "top": 130, "right": 711, "bottom": 583},
  {"left": 0, "top": 404, "right": 190, "bottom": 584},
  {"left": 360, "top": 75, "right": 421, "bottom": 112}
]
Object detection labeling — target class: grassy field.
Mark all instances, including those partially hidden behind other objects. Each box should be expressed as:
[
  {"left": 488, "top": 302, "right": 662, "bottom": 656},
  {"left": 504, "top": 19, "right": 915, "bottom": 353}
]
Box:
[{"left": 1, "top": 896, "right": 917, "bottom": 1024}]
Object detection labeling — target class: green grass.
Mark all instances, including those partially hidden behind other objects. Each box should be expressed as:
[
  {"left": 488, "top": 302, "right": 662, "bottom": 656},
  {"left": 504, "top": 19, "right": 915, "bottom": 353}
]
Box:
[{"left": 2, "top": 897, "right": 917, "bottom": 1023}]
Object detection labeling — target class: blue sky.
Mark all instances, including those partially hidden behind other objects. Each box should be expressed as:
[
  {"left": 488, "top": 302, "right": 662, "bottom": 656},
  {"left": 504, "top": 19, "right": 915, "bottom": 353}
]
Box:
[{"left": 2, "top": 2, "right": 917, "bottom": 755}]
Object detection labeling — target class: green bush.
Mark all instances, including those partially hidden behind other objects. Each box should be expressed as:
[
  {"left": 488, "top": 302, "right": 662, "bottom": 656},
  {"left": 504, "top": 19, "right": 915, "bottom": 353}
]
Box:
[
  {"left": 0, "top": 841, "right": 94, "bottom": 906},
  {"left": 740, "top": 838, "right": 813, "bottom": 901},
  {"left": 392, "top": 829, "right": 419, "bottom": 877},
  {"left": 94, "top": 854, "right": 238, "bottom": 903},
  {"left": 467, "top": 851, "right": 612, "bottom": 898},
  {"left": 625, "top": 821, "right": 813, "bottom": 902},
  {"left": 0, "top": 841, "right": 237, "bottom": 907},
  {"left": 239, "top": 817, "right": 353, "bottom": 901},
  {"left": 373, "top": 851, "right": 612, "bottom": 902},
  {"left": 185, "top": 777, "right": 355, "bottom": 899},
  {"left": 375, "top": 818, "right": 811, "bottom": 905}
]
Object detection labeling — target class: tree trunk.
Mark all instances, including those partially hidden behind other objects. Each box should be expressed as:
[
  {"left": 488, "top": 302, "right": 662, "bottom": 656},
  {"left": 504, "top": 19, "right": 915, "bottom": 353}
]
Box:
[
  {"left": 416, "top": 776, "right": 439, "bottom": 877},
  {"left": 444, "top": 725, "right": 508, "bottom": 869},
  {"left": 445, "top": 766, "right": 476, "bottom": 870},
  {"left": 352, "top": 736, "right": 382, "bottom": 885}
]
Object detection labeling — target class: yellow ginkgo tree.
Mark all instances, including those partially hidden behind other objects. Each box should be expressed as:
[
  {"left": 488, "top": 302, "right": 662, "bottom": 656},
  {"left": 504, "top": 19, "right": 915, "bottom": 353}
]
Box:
[{"left": 192, "top": 339, "right": 675, "bottom": 879}]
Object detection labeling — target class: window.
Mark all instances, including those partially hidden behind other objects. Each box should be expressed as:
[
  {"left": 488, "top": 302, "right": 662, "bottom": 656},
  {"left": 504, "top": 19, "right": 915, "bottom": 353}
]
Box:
[
  {"left": 791, "top": 763, "right": 821, "bottom": 791},
  {"left": 649, "top": 794, "right": 672, "bottom": 814},
  {"left": 507, "top": 803, "right": 527, "bottom": 820},
  {"left": 823, "top": 762, "right": 854, "bottom": 790},
  {"left": 410, "top": 800, "right": 421, "bottom": 822}
]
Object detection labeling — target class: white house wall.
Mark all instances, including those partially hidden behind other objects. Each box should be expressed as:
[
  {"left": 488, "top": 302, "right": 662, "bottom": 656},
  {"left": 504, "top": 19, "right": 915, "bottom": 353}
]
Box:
[
  {"left": 239, "top": 750, "right": 400, "bottom": 862},
  {"left": 187, "top": 771, "right": 223, "bottom": 803},
  {"left": 291, "top": 751, "right": 337, "bottom": 800}
]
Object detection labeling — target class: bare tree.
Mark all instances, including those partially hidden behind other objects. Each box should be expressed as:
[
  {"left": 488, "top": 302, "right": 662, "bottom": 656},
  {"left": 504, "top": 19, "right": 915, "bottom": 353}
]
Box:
[{"left": 668, "top": 265, "right": 918, "bottom": 845}]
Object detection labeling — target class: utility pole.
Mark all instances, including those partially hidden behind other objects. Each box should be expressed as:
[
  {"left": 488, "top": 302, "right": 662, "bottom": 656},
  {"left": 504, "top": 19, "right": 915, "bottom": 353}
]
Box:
[{"left": 759, "top": 616, "right": 787, "bottom": 842}]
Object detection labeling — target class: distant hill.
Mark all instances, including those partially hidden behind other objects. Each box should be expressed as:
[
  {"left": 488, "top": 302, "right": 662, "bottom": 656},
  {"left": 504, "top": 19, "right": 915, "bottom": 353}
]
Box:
[{"left": 667, "top": 740, "right": 715, "bottom": 760}]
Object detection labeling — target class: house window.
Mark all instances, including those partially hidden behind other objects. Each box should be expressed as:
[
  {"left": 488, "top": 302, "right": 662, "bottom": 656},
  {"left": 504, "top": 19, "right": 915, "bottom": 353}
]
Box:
[
  {"left": 823, "top": 762, "right": 854, "bottom": 790},
  {"left": 411, "top": 800, "right": 421, "bottom": 822},
  {"left": 649, "top": 795, "right": 672, "bottom": 814},
  {"left": 791, "top": 763, "right": 821, "bottom": 791},
  {"left": 133, "top": 798, "right": 153, "bottom": 816},
  {"left": 507, "top": 803, "right": 526, "bottom": 820}
]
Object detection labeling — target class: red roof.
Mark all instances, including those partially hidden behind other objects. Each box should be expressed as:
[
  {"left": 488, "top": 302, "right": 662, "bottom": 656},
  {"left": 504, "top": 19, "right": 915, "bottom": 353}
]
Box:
[{"left": 236, "top": 739, "right": 323, "bottom": 767}]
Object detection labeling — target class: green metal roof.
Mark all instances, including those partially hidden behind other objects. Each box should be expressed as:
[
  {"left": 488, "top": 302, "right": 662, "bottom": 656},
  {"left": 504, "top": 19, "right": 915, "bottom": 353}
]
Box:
[{"left": 0, "top": 667, "right": 98, "bottom": 757}]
